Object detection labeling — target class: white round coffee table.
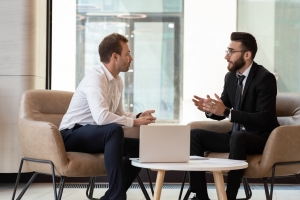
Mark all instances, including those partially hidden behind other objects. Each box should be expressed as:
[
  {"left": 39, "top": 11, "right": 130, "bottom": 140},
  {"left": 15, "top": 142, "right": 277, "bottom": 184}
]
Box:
[{"left": 132, "top": 158, "right": 248, "bottom": 200}]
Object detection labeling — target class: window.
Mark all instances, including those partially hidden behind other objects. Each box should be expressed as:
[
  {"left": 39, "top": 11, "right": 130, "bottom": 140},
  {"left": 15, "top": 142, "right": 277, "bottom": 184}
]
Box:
[
  {"left": 237, "top": 0, "right": 300, "bottom": 92},
  {"left": 52, "top": 0, "right": 183, "bottom": 123},
  {"left": 53, "top": 1, "right": 300, "bottom": 123}
]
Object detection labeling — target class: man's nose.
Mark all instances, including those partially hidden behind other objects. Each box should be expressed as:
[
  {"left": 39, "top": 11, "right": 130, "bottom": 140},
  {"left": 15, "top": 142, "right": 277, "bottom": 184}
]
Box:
[{"left": 224, "top": 54, "right": 229, "bottom": 60}]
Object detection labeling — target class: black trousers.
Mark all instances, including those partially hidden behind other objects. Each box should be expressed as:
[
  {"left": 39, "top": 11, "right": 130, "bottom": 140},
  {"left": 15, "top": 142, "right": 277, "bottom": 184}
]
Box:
[
  {"left": 60, "top": 123, "right": 141, "bottom": 200},
  {"left": 189, "top": 129, "right": 268, "bottom": 200}
]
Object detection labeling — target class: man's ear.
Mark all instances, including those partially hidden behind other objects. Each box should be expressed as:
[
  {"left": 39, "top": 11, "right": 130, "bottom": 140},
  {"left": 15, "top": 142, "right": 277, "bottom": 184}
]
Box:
[
  {"left": 244, "top": 51, "right": 252, "bottom": 60},
  {"left": 111, "top": 52, "right": 119, "bottom": 62}
]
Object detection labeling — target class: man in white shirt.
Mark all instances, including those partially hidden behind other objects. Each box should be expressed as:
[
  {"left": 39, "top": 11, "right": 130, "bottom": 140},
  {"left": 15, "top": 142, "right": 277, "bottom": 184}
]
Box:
[{"left": 59, "top": 33, "right": 156, "bottom": 200}]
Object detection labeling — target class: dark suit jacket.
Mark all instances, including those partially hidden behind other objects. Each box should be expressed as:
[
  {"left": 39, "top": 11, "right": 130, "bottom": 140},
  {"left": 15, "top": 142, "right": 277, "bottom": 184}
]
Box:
[{"left": 208, "top": 62, "right": 280, "bottom": 138}]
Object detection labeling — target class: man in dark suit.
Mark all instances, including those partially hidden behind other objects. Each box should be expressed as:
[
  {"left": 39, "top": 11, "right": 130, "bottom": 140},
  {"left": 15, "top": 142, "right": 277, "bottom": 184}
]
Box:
[{"left": 189, "top": 32, "right": 280, "bottom": 200}]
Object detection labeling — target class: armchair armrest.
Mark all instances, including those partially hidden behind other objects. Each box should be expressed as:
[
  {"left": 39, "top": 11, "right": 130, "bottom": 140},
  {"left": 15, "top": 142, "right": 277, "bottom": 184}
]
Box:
[
  {"left": 188, "top": 120, "right": 232, "bottom": 133},
  {"left": 123, "top": 127, "right": 140, "bottom": 138},
  {"left": 18, "top": 118, "right": 68, "bottom": 174},
  {"left": 260, "top": 125, "right": 300, "bottom": 176}
]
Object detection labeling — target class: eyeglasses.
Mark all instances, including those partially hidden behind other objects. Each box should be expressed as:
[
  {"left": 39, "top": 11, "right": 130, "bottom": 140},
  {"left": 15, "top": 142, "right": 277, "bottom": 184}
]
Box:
[{"left": 225, "top": 49, "right": 247, "bottom": 56}]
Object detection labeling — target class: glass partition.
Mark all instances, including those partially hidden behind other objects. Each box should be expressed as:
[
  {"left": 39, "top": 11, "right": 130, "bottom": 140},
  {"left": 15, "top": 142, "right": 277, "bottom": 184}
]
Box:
[
  {"left": 53, "top": 0, "right": 300, "bottom": 124},
  {"left": 237, "top": 0, "right": 300, "bottom": 92},
  {"left": 76, "top": 0, "right": 183, "bottom": 122}
]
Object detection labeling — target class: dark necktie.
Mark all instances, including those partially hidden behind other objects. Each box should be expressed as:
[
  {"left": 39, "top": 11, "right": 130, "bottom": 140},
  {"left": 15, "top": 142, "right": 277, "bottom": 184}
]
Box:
[{"left": 232, "top": 75, "right": 246, "bottom": 132}]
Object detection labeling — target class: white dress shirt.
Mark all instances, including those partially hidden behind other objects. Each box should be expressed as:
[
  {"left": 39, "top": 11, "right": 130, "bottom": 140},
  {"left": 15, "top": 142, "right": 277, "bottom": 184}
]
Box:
[{"left": 59, "top": 62, "right": 137, "bottom": 130}]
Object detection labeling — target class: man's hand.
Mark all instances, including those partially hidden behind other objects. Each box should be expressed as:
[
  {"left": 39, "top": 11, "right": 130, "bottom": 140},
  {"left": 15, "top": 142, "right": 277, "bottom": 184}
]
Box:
[
  {"left": 133, "top": 116, "right": 156, "bottom": 127},
  {"left": 139, "top": 110, "right": 155, "bottom": 118},
  {"left": 202, "top": 93, "right": 226, "bottom": 116},
  {"left": 192, "top": 95, "right": 208, "bottom": 112}
]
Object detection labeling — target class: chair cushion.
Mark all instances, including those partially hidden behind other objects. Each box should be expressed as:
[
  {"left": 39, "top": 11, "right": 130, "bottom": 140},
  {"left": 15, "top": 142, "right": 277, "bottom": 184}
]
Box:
[{"left": 206, "top": 152, "right": 264, "bottom": 178}]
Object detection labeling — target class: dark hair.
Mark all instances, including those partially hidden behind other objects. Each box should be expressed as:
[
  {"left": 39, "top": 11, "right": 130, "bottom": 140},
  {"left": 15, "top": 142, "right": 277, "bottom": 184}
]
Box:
[
  {"left": 230, "top": 32, "right": 257, "bottom": 60},
  {"left": 98, "top": 33, "right": 128, "bottom": 63}
]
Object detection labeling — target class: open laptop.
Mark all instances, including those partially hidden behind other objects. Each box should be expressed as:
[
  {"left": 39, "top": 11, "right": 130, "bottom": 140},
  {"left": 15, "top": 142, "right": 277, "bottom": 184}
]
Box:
[{"left": 131, "top": 125, "right": 190, "bottom": 163}]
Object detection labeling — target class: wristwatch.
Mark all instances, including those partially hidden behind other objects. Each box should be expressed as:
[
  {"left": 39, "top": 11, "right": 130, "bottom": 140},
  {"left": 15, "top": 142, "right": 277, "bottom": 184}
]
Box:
[
  {"left": 223, "top": 107, "right": 230, "bottom": 117},
  {"left": 136, "top": 112, "right": 142, "bottom": 118}
]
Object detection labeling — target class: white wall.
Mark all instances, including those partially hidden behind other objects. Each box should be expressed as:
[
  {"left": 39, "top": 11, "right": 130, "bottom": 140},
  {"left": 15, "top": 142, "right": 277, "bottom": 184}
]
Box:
[
  {"left": 181, "top": 0, "right": 237, "bottom": 124},
  {"left": 0, "top": 0, "right": 46, "bottom": 173}
]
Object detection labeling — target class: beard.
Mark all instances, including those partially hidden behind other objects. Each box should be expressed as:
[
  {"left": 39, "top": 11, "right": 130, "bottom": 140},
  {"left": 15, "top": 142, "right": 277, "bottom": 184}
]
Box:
[
  {"left": 227, "top": 54, "right": 245, "bottom": 72},
  {"left": 118, "top": 60, "right": 131, "bottom": 72}
]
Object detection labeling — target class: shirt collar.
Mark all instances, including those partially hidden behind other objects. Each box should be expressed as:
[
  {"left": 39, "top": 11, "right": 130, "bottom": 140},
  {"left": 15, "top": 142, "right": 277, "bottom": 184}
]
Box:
[
  {"left": 236, "top": 62, "right": 253, "bottom": 78},
  {"left": 99, "top": 62, "right": 117, "bottom": 81}
]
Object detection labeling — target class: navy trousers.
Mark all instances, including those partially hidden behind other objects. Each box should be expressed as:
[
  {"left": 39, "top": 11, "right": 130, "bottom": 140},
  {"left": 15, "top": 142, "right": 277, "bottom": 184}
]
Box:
[
  {"left": 60, "top": 123, "right": 140, "bottom": 200},
  {"left": 189, "top": 129, "right": 268, "bottom": 200}
]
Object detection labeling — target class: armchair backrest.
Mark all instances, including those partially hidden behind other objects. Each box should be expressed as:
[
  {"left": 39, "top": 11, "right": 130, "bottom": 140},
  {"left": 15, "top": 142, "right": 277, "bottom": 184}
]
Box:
[
  {"left": 258, "top": 93, "right": 300, "bottom": 177},
  {"left": 276, "top": 93, "right": 300, "bottom": 126},
  {"left": 18, "top": 90, "right": 74, "bottom": 174},
  {"left": 19, "top": 89, "right": 73, "bottom": 127}
]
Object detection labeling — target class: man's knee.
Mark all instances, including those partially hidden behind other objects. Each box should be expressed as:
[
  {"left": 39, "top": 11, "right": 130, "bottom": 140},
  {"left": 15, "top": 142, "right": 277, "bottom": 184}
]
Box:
[
  {"left": 231, "top": 132, "right": 247, "bottom": 143},
  {"left": 191, "top": 129, "right": 209, "bottom": 142},
  {"left": 107, "top": 123, "right": 124, "bottom": 139},
  {"left": 229, "top": 132, "right": 248, "bottom": 160},
  {"left": 190, "top": 129, "right": 209, "bottom": 153},
  {"left": 190, "top": 129, "right": 198, "bottom": 139}
]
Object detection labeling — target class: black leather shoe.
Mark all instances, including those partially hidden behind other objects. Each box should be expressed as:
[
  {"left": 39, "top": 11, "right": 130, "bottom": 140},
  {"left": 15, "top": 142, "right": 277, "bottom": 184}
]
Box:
[{"left": 190, "top": 194, "right": 210, "bottom": 200}]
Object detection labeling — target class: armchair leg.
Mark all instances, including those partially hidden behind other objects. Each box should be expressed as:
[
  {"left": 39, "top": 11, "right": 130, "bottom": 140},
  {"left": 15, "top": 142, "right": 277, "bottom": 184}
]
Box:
[
  {"left": 12, "top": 157, "right": 62, "bottom": 200},
  {"left": 178, "top": 171, "right": 192, "bottom": 200},
  {"left": 86, "top": 177, "right": 96, "bottom": 200},
  {"left": 136, "top": 174, "right": 151, "bottom": 200},
  {"left": 86, "top": 173, "right": 152, "bottom": 200},
  {"left": 237, "top": 177, "right": 252, "bottom": 200},
  {"left": 183, "top": 187, "right": 191, "bottom": 200},
  {"left": 178, "top": 171, "right": 188, "bottom": 200},
  {"left": 262, "top": 178, "right": 271, "bottom": 200},
  {"left": 262, "top": 175, "right": 275, "bottom": 200},
  {"left": 262, "top": 164, "right": 276, "bottom": 200},
  {"left": 263, "top": 161, "right": 300, "bottom": 200},
  {"left": 57, "top": 177, "right": 67, "bottom": 200},
  {"left": 12, "top": 158, "right": 38, "bottom": 200},
  {"left": 146, "top": 169, "right": 154, "bottom": 196}
]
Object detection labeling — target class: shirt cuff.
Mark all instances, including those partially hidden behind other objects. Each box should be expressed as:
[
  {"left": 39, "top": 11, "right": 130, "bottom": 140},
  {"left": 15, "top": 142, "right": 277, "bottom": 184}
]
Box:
[
  {"left": 126, "top": 117, "right": 134, "bottom": 127},
  {"left": 206, "top": 112, "right": 213, "bottom": 117}
]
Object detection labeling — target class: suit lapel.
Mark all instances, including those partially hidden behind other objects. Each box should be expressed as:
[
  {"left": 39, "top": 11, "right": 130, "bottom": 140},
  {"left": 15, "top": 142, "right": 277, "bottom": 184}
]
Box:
[{"left": 241, "top": 62, "right": 258, "bottom": 105}]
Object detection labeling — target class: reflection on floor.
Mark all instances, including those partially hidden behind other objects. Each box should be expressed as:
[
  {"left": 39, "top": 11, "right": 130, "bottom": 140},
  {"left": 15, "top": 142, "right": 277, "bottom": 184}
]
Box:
[{"left": 1, "top": 183, "right": 300, "bottom": 200}]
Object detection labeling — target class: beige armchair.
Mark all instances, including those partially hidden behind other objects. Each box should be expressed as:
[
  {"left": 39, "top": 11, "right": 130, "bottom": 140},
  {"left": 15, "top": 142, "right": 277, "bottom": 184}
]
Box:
[
  {"left": 12, "top": 89, "right": 148, "bottom": 200},
  {"left": 183, "top": 93, "right": 300, "bottom": 200}
]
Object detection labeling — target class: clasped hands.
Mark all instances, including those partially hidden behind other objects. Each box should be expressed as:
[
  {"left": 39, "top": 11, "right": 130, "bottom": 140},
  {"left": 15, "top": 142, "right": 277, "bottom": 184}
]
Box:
[
  {"left": 192, "top": 93, "right": 226, "bottom": 116},
  {"left": 133, "top": 110, "right": 156, "bottom": 127}
]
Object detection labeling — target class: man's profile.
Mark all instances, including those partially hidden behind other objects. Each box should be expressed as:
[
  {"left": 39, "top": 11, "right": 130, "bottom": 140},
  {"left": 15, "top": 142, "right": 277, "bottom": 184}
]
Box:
[{"left": 59, "top": 33, "right": 156, "bottom": 200}]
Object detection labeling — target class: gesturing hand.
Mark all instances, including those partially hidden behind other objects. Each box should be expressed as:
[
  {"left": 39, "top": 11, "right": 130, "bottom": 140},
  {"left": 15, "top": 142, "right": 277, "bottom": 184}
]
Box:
[
  {"left": 202, "top": 93, "right": 226, "bottom": 116},
  {"left": 140, "top": 110, "right": 155, "bottom": 118},
  {"left": 192, "top": 95, "right": 207, "bottom": 112},
  {"left": 133, "top": 116, "right": 156, "bottom": 127}
]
